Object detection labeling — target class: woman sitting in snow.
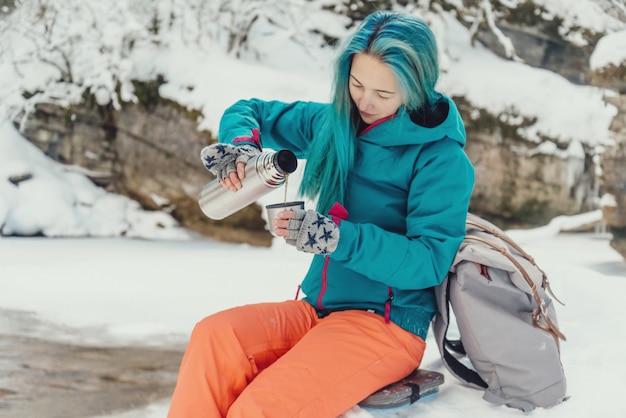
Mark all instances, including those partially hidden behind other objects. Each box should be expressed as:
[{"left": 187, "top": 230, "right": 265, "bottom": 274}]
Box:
[{"left": 168, "top": 10, "right": 474, "bottom": 418}]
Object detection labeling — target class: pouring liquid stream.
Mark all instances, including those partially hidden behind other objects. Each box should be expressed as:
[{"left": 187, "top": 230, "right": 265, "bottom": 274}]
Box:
[{"left": 283, "top": 174, "right": 289, "bottom": 205}]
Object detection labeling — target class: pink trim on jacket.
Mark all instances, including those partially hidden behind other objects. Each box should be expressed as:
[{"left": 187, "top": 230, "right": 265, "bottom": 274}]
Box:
[
  {"left": 384, "top": 287, "right": 394, "bottom": 324},
  {"left": 359, "top": 114, "right": 397, "bottom": 135},
  {"left": 317, "top": 203, "right": 349, "bottom": 311},
  {"left": 233, "top": 128, "right": 262, "bottom": 149}
]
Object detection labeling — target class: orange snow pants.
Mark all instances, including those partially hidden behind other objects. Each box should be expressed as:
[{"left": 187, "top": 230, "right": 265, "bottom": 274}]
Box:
[{"left": 167, "top": 300, "right": 426, "bottom": 418}]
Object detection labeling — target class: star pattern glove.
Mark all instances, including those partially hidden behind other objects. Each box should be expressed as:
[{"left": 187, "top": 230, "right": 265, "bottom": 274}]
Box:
[
  {"left": 285, "top": 209, "right": 340, "bottom": 255},
  {"left": 200, "top": 143, "right": 260, "bottom": 180}
]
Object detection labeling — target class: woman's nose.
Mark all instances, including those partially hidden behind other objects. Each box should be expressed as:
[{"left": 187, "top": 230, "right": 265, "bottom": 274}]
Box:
[{"left": 358, "top": 91, "right": 374, "bottom": 110}]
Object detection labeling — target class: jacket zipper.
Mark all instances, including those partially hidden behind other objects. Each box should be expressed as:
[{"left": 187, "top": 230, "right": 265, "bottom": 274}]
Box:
[{"left": 317, "top": 202, "right": 349, "bottom": 312}]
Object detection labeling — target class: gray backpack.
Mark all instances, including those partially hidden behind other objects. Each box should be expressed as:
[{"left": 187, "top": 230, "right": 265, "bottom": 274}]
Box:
[{"left": 432, "top": 213, "right": 568, "bottom": 412}]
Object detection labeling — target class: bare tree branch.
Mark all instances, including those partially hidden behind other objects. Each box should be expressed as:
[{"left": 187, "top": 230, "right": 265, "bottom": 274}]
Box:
[{"left": 469, "top": 0, "right": 523, "bottom": 62}]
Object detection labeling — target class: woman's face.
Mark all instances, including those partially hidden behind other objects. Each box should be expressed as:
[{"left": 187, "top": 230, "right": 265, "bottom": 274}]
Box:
[{"left": 349, "top": 53, "right": 403, "bottom": 125}]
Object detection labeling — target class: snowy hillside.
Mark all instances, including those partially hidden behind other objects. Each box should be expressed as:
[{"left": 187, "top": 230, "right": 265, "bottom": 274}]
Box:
[{"left": 1, "top": 0, "right": 625, "bottom": 238}]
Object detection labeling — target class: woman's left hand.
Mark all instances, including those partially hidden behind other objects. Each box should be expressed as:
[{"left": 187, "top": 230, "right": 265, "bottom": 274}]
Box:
[{"left": 273, "top": 209, "right": 340, "bottom": 255}]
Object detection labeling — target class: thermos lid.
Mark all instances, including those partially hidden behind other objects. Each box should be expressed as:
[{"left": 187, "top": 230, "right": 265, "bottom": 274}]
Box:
[{"left": 274, "top": 149, "right": 298, "bottom": 174}]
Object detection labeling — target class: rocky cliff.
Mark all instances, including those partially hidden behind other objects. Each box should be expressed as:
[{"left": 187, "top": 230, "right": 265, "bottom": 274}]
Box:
[
  {"left": 5, "top": 0, "right": 626, "bottom": 258},
  {"left": 17, "top": 83, "right": 273, "bottom": 247}
]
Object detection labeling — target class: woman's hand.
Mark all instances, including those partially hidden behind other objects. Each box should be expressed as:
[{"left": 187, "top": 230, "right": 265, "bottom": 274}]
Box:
[
  {"left": 219, "top": 162, "right": 247, "bottom": 192},
  {"left": 274, "top": 209, "right": 340, "bottom": 255},
  {"left": 272, "top": 210, "right": 295, "bottom": 237},
  {"left": 200, "top": 143, "right": 260, "bottom": 191}
]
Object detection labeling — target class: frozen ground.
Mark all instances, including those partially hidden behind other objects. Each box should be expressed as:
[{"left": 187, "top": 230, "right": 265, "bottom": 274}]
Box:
[{"left": 1, "top": 220, "right": 625, "bottom": 417}]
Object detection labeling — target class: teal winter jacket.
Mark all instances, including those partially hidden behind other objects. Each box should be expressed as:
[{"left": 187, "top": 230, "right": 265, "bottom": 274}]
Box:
[{"left": 218, "top": 96, "right": 475, "bottom": 339}]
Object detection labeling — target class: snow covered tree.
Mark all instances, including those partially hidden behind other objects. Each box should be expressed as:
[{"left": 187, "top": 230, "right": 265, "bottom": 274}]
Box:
[
  {"left": 0, "top": 0, "right": 155, "bottom": 126},
  {"left": 0, "top": 0, "right": 354, "bottom": 123}
]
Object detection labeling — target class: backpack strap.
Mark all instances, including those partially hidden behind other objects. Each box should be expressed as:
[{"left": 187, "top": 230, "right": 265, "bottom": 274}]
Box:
[
  {"left": 433, "top": 273, "right": 488, "bottom": 390},
  {"left": 466, "top": 219, "right": 565, "bottom": 306},
  {"left": 464, "top": 233, "right": 567, "bottom": 348}
]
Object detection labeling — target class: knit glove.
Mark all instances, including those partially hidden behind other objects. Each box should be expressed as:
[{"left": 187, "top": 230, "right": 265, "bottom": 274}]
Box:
[
  {"left": 200, "top": 143, "right": 260, "bottom": 180},
  {"left": 285, "top": 209, "right": 340, "bottom": 255}
]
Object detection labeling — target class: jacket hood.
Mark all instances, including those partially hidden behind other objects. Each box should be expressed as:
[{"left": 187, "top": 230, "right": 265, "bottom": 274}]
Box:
[{"left": 359, "top": 95, "right": 466, "bottom": 147}]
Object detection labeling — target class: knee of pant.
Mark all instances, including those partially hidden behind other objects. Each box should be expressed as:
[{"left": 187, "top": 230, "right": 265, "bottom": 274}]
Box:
[
  {"left": 193, "top": 313, "right": 220, "bottom": 333},
  {"left": 193, "top": 309, "right": 240, "bottom": 334},
  {"left": 188, "top": 312, "right": 238, "bottom": 349},
  {"left": 187, "top": 313, "right": 254, "bottom": 377},
  {"left": 191, "top": 308, "right": 259, "bottom": 351}
]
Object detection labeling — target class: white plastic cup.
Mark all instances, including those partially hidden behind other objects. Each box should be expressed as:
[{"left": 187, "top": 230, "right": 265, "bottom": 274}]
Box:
[{"left": 265, "top": 201, "right": 305, "bottom": 236}]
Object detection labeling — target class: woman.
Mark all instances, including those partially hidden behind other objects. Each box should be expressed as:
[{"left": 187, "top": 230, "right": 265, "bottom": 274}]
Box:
[{"left": 168, "top": 10, "right": 474, "bottom": 418}]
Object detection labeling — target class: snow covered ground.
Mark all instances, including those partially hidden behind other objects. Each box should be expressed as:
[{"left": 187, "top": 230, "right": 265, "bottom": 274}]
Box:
[{"left": 1, "top": 214, "right": 625, "bottom": 417}]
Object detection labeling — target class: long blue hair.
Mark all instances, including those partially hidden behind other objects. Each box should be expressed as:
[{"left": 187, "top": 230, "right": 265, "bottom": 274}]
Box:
[{"left": 300, "top": 11, "right": 441, "bottom": 213}]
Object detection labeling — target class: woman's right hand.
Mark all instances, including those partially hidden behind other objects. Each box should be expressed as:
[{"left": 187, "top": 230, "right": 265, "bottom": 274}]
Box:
[
  {"left": 219, "top": 161, "right": 247, "bottom": 191},
  {"left": 200, "top": 143, "right": 260, "bottom": 191}
]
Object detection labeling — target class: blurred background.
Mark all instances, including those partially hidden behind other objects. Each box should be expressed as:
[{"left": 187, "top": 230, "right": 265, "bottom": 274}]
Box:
[{"left": 1, "top": 0, "right": 625, "bottom": 260}]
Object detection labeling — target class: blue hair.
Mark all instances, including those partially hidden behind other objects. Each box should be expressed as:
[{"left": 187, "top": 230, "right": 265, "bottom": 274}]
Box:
[{"left": 300, "top": 11, "right": 441, "bottom": 213}]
